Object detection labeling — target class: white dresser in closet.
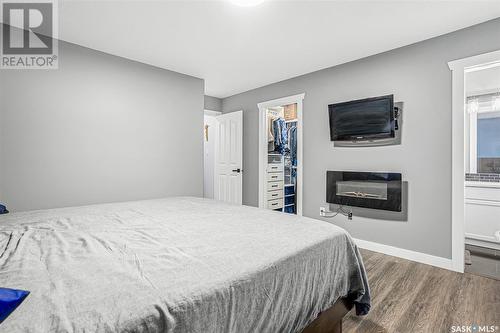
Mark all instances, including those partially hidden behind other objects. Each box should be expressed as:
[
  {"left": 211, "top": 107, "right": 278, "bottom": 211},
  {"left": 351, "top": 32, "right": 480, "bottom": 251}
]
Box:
[{"left": 267, "top": 153, "right": 284, "bottom": 210}]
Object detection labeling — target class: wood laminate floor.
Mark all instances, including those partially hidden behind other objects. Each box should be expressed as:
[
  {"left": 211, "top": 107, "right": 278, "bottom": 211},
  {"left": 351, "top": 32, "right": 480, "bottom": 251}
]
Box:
[
  {"left": 343, "top": 249, "right": 500, "bottom": 333},
  {"left": 465, "top": 244, "right": 500, "bottom": 280}
]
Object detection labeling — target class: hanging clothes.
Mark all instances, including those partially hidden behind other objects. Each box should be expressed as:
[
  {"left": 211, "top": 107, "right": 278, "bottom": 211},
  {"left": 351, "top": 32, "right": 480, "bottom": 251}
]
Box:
[
  {"left": 268, "top": 114, "right": 276, "bottom": 152},
  {"left": 286, "top": 125, "right": 293, "bottom": 150},
  {"left": 289, "top": 125, "right": 297, "bottom": 166},
  {"left": 284, "top": 123, "right": 297, "bottom": 164},
  {"left": 267, "top": 114, "right": 275, "bottom": 143},
  {"left": 280, "top": 120, "right": 288, "bottom": 153},
  {"left": 272, "top": 118, "right": 287, "bottom": 154},
  {"left": 272, "top": 118, "right": 280, "bottom": 149}
]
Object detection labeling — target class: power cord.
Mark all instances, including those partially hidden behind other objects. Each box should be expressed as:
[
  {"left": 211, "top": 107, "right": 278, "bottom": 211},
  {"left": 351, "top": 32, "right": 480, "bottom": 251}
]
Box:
[
  {"left": 320, "top": 205, "right": 353, "bottom": 220},
  {"left": 394, "top": 106, "right": 400, "bottom": 130}
]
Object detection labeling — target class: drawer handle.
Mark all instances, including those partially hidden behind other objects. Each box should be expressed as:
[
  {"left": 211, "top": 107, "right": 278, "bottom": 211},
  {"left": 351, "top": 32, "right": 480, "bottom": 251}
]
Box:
[
  {"left": 271, "top": 176, "right": 277, "bottom": 179},
  {"left": 271, "top": 203, "right": 278, "bottom": 206}
]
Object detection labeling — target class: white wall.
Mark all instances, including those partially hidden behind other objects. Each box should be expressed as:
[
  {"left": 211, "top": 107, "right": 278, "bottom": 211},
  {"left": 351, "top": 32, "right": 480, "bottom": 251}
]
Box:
[{"left": 0, "top": 39, "right": 204, "bottom": 212}]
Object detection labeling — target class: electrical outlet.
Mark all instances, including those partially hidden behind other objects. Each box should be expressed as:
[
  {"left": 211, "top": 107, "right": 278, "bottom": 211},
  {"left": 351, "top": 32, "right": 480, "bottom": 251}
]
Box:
[{"left": 320, "top": 207, "right": 327, "bottom": 216}]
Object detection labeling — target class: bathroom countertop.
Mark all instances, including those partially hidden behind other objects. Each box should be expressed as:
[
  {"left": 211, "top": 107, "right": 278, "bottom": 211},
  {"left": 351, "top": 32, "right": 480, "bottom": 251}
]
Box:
[{"left": 465, "top": 181, "right": 500, "bottom": 189}]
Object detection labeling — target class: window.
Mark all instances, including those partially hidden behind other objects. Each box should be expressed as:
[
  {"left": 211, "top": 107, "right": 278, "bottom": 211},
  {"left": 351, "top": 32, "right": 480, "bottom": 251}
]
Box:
[{"left": 468, "top": 93, "right": 500, "bottom": 174}]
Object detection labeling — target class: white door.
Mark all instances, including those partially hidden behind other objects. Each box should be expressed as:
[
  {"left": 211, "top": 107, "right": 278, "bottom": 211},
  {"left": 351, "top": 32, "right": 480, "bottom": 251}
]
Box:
[{"left": 214, "top": 111, "right": 243, "bottom": 204}]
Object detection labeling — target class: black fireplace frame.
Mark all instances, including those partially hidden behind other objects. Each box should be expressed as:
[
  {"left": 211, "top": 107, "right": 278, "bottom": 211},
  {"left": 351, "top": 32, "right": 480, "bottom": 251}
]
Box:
[{"left": 326, "top": 171, "right": 402, "bottom": 212}]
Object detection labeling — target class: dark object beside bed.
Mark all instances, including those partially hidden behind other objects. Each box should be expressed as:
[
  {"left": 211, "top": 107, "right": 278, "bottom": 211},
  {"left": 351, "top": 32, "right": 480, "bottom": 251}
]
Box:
[
  {"left": 302, "top": 298, "right": 353, "bottom": 333},
  {"left": 0, "top": 204, "right": 8, "bottom": 214}
]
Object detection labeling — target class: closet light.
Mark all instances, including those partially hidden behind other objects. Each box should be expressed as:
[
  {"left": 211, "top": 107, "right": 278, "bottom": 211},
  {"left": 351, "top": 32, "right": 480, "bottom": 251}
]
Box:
[{"left": 229, "top": 0, "right": 266, "bottom": 7}]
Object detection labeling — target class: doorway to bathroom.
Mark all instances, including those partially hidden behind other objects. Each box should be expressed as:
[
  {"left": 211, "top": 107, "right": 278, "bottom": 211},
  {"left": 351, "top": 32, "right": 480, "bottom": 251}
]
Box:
[
  {"left": 450, "top": 50, "right": 500, "bottom": 278},
  {"left": 463, "top": 62, "right": 500, "bottom": 280}
]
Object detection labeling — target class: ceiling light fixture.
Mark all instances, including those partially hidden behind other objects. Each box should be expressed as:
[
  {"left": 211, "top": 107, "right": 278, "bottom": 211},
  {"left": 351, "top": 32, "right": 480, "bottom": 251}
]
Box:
[{"left": 229, "top": 0, "right": 266, "bottom": 7}]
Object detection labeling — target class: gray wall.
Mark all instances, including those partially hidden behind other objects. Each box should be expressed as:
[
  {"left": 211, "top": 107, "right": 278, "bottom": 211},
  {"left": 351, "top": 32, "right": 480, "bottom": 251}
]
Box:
[
  {"left": 204, "top": 95, "right": 222, "bottom": 111},
  {"left": 222, "top": 18, "right": 500, "bottom": 259},
  {"left": 0, "top": 40, "right": 204, "bottom": 212}
]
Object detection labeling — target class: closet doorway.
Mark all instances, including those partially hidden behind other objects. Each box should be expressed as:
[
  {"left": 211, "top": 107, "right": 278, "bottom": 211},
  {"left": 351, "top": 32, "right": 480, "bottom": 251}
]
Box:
[{"left": 258, "top": 94, "right": 304, "bottom": 215}]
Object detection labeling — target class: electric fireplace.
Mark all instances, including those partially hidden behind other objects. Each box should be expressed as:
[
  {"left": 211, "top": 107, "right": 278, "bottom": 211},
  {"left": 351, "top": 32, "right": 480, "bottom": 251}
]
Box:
[{"left": 326, "top": 171, "right": 402, "bottom": 212}]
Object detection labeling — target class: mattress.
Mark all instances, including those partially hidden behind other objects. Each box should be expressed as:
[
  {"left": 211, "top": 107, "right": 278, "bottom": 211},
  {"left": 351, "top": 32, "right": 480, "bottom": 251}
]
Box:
[{"left": 0, "top": 197, "right": 370, "bottom": 332}]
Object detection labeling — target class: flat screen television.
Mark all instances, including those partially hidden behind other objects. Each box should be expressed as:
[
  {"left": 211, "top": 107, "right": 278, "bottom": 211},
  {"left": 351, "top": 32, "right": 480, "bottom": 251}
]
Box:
[{"left": 328, "top": 94, "right": 395, "bottom": 141}]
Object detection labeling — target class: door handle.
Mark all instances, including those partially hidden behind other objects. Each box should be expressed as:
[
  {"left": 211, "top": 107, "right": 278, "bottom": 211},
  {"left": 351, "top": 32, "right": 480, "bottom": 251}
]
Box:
[{"left": 232, "top": 168, "right": 242, "bottom": 173}]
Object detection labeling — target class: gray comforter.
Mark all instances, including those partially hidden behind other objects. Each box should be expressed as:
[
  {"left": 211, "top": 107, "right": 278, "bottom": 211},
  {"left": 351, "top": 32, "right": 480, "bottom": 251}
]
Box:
[{"left": 0, "top": 197, "right": 370, "bottom": 332}]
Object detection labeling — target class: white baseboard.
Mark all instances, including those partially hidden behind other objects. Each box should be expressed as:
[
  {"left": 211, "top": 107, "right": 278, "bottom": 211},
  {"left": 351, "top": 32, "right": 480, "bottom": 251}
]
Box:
[{"left": 353, "top": 238, "right": 456, "bottom": 272}]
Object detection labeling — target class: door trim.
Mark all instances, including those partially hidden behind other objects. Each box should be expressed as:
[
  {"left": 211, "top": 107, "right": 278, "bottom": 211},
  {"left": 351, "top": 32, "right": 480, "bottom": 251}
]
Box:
[
  {"left": 204, "top": 109, "right": 222, "bottom": 117},
  {"left": 257, "top": 93, "right": 305, "bottom": 215},
  {"left": 448, "top": 49, "right": 500, "bottom": 273}
]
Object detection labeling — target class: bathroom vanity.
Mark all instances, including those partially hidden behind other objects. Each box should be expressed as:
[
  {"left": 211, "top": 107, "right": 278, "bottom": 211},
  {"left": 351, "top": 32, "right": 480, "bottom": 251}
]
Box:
[{"left": 465, "top": 181, "right": 500, "bottom": 250}]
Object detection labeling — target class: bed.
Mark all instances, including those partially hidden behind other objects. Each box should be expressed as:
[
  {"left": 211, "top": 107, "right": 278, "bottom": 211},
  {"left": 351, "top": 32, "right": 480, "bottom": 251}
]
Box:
[{"left": 0, "top": 197, "right": 370, "bottom": 332}]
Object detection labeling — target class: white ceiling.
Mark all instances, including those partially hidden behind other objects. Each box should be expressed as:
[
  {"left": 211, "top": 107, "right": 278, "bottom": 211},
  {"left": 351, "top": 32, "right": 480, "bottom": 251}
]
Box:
[{"left": 53, "top": 1, "right": 500, "bottom": 97}]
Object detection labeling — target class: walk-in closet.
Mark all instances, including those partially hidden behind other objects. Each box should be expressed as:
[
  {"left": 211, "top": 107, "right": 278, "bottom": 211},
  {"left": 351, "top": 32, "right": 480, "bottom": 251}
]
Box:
[{"left": 266, "top": 104, "right": 298, "bottom": 214}]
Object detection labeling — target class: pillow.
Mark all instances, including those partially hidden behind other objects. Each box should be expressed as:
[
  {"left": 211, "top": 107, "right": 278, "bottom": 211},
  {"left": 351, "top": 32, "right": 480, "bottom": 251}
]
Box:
[{"left": 0, "top": 288, "right": 29, "bottom": 323}]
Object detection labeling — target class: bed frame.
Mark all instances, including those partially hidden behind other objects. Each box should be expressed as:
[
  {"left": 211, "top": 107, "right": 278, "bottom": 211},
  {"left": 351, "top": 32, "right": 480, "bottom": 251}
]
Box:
[{"left": 301, "top": 298, "right": 353, "bottom": 333}]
